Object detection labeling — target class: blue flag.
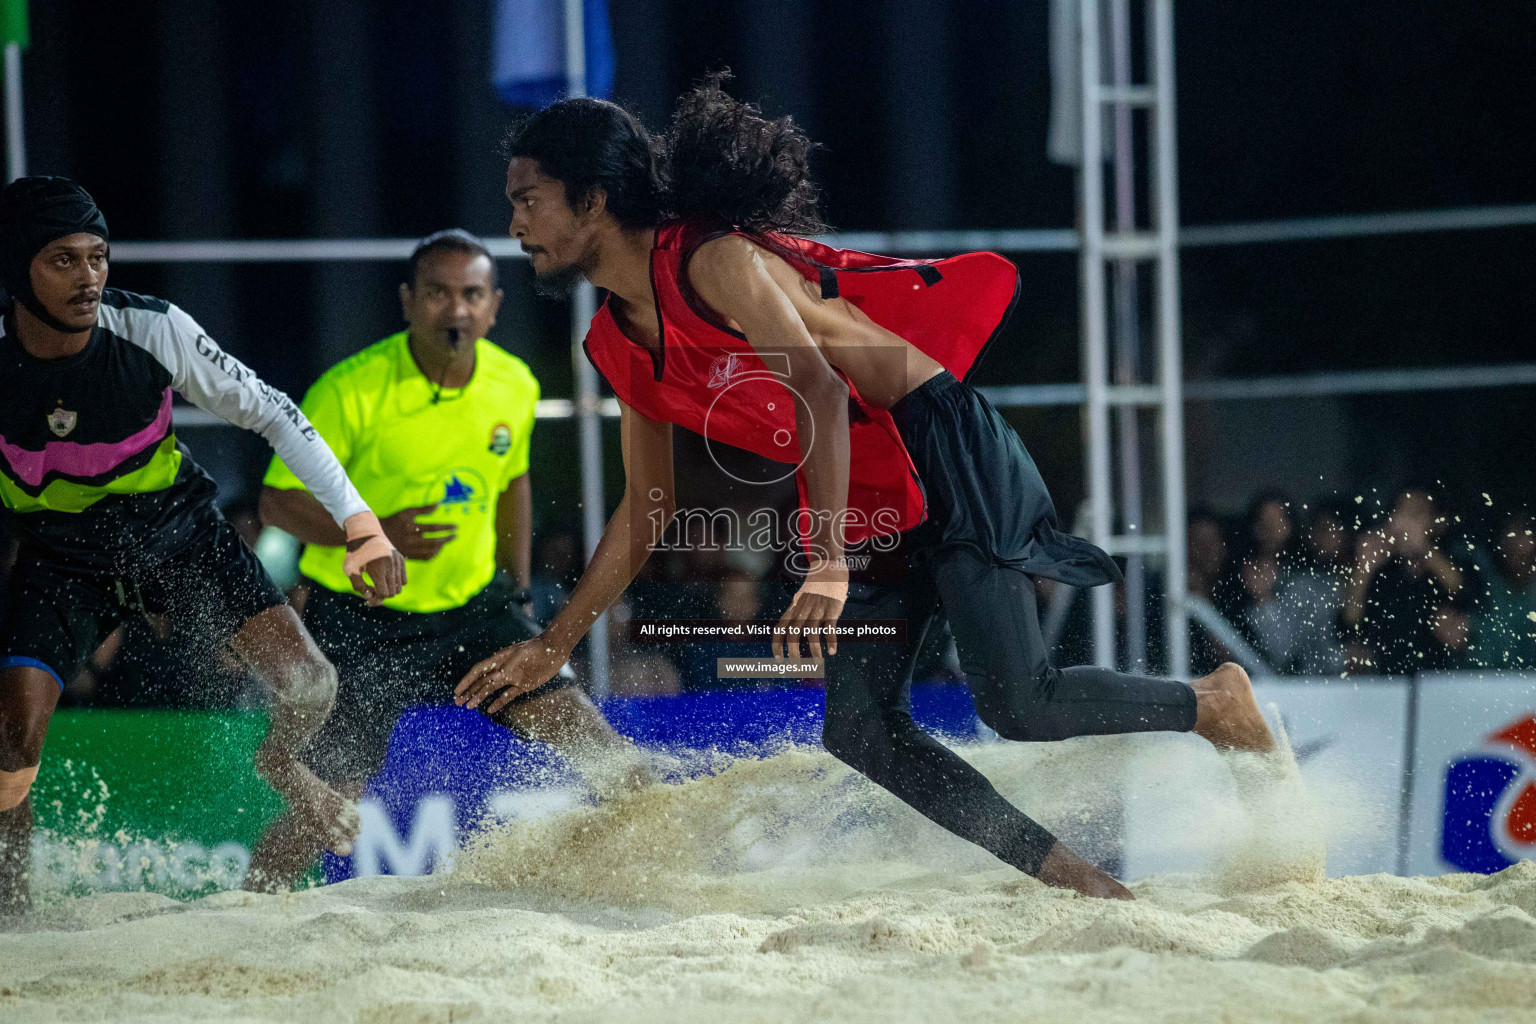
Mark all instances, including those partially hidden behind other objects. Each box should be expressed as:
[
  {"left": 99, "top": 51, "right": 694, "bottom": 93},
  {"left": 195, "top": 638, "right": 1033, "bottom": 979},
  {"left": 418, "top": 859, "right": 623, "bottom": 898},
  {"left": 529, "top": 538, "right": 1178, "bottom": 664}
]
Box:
[{"left": 493, "top": 0, "right": 615, "bottom": 108}]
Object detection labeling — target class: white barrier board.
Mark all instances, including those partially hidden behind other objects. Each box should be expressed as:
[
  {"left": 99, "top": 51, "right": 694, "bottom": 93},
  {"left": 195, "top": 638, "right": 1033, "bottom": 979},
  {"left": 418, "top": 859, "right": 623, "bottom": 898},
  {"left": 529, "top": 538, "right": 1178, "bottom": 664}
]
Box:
[{"left": 1405, "top": 672, "right": 1536, "bottom": 876}]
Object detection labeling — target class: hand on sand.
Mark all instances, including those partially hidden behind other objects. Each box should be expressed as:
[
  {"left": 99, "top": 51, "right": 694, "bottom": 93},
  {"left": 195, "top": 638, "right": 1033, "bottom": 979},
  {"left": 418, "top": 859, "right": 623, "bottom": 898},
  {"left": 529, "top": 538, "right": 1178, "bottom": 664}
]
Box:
[
  {"left": 1190, "top": 662, "right": 1276, "bottom": 754},
  {"left": 1036, "top": 842, "right": 1135, "bottom": 900},
  {"left": 455, "top": 637, "right": 569, "bottom": 714}
]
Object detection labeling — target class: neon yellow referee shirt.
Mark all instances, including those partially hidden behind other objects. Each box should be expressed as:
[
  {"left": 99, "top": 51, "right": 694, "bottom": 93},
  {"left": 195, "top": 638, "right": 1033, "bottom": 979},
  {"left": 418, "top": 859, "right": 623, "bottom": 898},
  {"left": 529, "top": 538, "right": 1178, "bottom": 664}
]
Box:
[{"left": 264, "top": 331, "right": 539, "bottom": 613}]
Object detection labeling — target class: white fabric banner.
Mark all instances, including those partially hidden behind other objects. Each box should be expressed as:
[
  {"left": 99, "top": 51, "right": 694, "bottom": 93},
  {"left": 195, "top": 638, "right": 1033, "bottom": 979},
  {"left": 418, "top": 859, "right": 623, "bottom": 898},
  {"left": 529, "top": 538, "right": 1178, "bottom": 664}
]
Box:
[{"left": 1405, "top": 672, "right": 1536, "bottom": 876}]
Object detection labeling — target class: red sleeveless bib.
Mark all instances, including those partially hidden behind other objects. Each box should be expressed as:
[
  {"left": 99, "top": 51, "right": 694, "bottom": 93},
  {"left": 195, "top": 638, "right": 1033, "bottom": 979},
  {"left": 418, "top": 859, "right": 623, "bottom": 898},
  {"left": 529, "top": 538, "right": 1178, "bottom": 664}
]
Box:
[{"left": 582, "top": 219, "right": 1021, "bottom": 544}]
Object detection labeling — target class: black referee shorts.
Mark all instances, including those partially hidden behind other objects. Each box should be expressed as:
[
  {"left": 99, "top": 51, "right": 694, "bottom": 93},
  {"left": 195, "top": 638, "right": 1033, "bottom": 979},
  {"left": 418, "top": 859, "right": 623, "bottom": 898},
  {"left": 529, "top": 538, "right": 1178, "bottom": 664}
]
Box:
[{"left": 298, "top": 574, "right": 577, "bottom": 785}]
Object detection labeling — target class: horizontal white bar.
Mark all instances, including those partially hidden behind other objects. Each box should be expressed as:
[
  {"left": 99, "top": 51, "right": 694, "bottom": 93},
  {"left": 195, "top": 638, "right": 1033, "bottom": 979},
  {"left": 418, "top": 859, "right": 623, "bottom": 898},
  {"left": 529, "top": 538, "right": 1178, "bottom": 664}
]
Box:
[
  {"left": 108, "top": 203, "right": 1536, "bottom": 265},
  {"left": 170, "top": 361, "right": 1536, "bottom": 429},
  {"left": 110, "top": 237, "right": 528, "bottom": 263},
  {"left": 533, "top": 396, "right": 622, "bottom": 418},
  {"left": 1105, "top": 384, "right": 1162, "bottom": 406},
  {"left": 825, "top": 228, "right": 1078, "bottom": 253},
  {"left": 1097, "top": 85, "right": 1157, "bottom": 106},
  {"left": 1105, "top": 535, "right": 1167, "bottom": 556},
  {"left": 1100, "top": 232, "right": 1164, "bottom": 260},
  {"left": 979, "top": 383, "right": 1089, "bottom": 406},
  {"left": 110, "top": 237, "right": 532, "bottom": 263},
  {"left": 1185, "top": 362, "right": 1536, "bottom": 401},
  {"left": 974, "top": 361, "right": 1536, "bottom": 409},
  {"left": 1181, "top": 203, "right": 1536, "bottom": 248}
]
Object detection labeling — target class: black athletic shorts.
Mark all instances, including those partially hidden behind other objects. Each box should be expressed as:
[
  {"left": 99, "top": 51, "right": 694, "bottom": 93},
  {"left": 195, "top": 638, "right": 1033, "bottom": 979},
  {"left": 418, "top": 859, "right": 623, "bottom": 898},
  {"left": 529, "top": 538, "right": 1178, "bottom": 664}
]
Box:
[
  {"left": 0, "top": 502, "right": 286, "bottom": 690},
  {"left": 299, "top": 573, "right": 577, "bottom": 784}
]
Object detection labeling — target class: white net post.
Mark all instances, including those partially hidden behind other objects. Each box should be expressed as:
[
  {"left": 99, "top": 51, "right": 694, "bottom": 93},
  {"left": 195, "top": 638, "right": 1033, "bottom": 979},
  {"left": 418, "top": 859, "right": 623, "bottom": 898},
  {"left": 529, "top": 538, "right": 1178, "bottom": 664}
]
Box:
[
  {"left": 564, "top": 0, "right": 611, "bottom": 697},
  {"left": 1151, "top": 0, "right": 1189, "bottom": 679}
]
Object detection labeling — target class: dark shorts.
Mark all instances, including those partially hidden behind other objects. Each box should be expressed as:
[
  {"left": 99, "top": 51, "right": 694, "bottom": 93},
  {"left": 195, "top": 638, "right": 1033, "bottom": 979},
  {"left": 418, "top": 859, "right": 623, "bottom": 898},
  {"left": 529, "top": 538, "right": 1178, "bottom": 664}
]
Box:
[
  {"left": 891, "top": 369, "right": 1122, "bottom": 588},
  {"left": 299, "top": 574, "right": 576, "bottom": 784},
  {"left": 0, "top": 503, "right": 286, "bottom": 690}
]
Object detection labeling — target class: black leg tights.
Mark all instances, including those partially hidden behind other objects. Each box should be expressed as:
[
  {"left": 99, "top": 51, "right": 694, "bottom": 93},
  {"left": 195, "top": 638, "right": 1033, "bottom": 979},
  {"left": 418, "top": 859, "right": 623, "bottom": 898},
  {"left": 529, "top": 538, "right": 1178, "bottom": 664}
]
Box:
[{"left": 821, "top": 552, "right": 1196, "bottom": 876}]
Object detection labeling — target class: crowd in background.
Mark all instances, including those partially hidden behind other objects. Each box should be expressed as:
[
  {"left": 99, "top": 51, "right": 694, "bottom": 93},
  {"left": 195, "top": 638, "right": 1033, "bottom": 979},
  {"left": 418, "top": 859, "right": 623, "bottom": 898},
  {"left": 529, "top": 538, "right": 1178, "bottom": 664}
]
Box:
[
  {"left": 4, "top": 482, "right": 1534, "bottom": 708},
  {"left": 524, "top": 485, "right": 1536, "bottom": 690},
  {"left": 1187, "top": 490, "right": 1536, "bottom": 678}
]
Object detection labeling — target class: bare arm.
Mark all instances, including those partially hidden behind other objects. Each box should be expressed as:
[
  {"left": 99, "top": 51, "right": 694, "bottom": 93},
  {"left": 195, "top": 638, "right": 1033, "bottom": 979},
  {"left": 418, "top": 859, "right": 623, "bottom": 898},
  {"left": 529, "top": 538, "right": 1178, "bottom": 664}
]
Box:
[
  {"left": 457, "top": 401, "right": 675, "bottom": 711},
  {"left": 131, "top": 304, "right": 404, "bottom": 602},
  {"left": 261, "top": 485, "right": 457, "bottom": 563},
  {"left": 1424, "top": 548, "right": 1465, "bottom": 595},
  {"left": 495, "top": 473, "right": 534, "bottom": 590},
  {"left": 688, "top": 235, "right": 851, "bottom": 659},
  {"left": 539, "top": 401, "right": 675, "bottom": 655},
  {"left": 259, "top": 485, "right": 346, "bottom": 547}
]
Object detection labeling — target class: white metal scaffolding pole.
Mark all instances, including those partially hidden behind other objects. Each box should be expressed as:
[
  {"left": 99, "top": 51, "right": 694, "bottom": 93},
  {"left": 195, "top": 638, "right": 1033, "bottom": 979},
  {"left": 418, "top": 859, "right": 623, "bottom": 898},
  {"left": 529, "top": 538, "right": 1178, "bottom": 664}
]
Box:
[
  {"left": 564, "top": 0, "right": 610, "bottom": 697},
  {"left": 1078, "top": 0, "right": 1116, "bottom": 667},
  {"left": 4, "top": 41, "right": 24, "bottom": 181},
  {"left": 1109, "top": 0, "right": 1146, "bottom": 671},
  {"left": 1078, "top": 0, "right": 1188, "bottom": 676},
  {"left": 1152, "top": 0, "right": 1190, "bottom": 679}
]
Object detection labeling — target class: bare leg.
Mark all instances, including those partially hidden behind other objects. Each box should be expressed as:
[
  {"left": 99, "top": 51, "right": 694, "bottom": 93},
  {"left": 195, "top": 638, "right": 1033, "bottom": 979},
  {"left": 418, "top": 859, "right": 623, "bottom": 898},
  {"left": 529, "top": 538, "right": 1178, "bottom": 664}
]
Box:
[
  {"left": 493, "top": 687, "right": 653, "bottom": 796},
  {"left": 1189, "top": 662, "right": 1276, "bottom": 753},
  {"left": 228, "top": 604, "right": 360, "bottom": 891},
  {"left": 0, "top": 797, "right": 34, "bottom": 916},
  {"left": 0, "top": 666, "right": 61, "bottom": 915}
]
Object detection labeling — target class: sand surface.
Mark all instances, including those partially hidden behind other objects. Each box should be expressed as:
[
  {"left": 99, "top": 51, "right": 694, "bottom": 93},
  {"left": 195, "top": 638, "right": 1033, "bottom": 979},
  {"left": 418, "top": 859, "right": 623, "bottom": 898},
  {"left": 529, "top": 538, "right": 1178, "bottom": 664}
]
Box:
[{"left": 4, "top": 740, "right": 1535, "bottom": 1023}]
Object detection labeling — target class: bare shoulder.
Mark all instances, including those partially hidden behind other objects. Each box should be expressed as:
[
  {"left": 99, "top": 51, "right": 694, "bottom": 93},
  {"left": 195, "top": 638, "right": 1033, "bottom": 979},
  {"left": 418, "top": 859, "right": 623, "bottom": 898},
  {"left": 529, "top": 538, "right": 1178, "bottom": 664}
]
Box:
[
  {"left": 689, "top": 234, "right": 807, "bottom": 312},
  {"left": 689, "top": 233, "right": 770, "bottom": 283}
]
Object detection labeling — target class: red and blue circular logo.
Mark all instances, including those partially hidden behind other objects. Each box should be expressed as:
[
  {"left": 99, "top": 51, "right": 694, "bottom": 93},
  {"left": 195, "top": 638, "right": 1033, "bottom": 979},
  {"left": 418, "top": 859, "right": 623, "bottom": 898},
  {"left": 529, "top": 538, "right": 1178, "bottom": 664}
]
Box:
[{"left": 1442, "top": 715, "right": 1536, "bottom": 873}]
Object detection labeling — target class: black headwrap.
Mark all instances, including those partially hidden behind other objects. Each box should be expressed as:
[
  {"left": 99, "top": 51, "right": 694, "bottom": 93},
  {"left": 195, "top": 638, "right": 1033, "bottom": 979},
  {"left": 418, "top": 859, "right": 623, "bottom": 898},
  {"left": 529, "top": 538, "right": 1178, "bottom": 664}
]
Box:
[{"left": 0, "top": 175, "right": 110, "bottom": 332}]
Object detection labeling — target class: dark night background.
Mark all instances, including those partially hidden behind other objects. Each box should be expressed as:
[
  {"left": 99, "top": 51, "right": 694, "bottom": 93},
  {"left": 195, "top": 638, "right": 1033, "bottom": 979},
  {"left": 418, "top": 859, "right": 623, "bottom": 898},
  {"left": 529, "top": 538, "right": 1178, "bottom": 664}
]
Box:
[{"left": 9, "top": 0, "right": 1536, "bottom": 535}]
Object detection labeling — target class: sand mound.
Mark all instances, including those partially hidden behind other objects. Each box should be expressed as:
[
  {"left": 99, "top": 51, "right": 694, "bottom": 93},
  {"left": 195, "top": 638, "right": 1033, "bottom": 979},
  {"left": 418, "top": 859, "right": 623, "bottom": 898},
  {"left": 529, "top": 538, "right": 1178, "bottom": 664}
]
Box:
[{"left": 4, "top": 742, "right": 1534, "bottom": 1023}]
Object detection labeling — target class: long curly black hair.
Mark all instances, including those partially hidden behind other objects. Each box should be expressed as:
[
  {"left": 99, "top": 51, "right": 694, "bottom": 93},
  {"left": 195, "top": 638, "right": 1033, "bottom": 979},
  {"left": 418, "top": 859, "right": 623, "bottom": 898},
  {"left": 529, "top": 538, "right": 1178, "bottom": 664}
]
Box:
[
  {"left": 661, "top": 70, "right": 826, "bottom": 235},
  {"left": 502, "top": 98, "right": 666, "bottom": 230},
  {"left": 503, "top": 71, "right": 826, "bottom": 236}
]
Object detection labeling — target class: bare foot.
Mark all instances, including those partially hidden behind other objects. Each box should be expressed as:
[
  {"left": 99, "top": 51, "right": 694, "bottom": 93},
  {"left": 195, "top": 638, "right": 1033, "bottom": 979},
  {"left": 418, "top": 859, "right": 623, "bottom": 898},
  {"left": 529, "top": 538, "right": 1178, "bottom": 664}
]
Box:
[
  {"left": 260, "top": 756, "right": 361, "bottom": 856},
  {"left": 295, "top": 772, "right": 361, "bottom": 857},
  {"left": 244, "top": 787, "right": 358, "bottom": 896},
  {"left": 1036, "top": 842, "right": 1135, "bottom": 900},
  {"left": 1190, "top": 662, "right": 1275, "bottom": 753}
]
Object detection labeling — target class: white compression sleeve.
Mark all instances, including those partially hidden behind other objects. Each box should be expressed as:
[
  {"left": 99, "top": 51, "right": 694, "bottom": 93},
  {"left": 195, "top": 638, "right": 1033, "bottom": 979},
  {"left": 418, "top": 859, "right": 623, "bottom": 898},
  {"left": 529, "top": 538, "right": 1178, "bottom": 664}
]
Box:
[{"left": 111, "top": 300, "right": 370, "bottom": 526}]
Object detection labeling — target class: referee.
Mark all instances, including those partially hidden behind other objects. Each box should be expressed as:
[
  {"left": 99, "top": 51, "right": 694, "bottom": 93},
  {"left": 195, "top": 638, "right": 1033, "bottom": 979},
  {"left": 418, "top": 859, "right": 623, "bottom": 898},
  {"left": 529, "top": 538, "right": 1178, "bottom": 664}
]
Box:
[{"left": 247, "top": 229, "right": 647, "bottom": 890}]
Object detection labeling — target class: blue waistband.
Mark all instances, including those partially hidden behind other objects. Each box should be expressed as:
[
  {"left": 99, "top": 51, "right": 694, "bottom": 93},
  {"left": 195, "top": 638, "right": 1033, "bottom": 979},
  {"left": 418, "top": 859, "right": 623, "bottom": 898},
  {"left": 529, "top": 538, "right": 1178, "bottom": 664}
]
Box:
[{"left": 0, "top": 656, "right": 64, "bottom": 690}]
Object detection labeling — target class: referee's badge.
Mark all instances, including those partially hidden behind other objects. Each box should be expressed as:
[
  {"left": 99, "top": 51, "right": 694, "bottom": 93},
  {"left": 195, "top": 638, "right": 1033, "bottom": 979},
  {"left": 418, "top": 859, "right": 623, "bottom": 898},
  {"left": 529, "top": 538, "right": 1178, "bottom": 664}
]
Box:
[
  {"left": 48, "top": 407, "right": 78, "bottom": 438},
  {"left": 489, "top": 423, "right": 512, "bottom": 456}
]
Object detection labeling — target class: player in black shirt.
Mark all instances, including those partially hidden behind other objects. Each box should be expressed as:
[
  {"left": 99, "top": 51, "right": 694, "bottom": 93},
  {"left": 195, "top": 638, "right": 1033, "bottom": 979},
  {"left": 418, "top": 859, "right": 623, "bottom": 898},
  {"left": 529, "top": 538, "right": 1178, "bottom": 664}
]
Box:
[{"left": 0, "top": 177, "right": 406, "bottom": 911}]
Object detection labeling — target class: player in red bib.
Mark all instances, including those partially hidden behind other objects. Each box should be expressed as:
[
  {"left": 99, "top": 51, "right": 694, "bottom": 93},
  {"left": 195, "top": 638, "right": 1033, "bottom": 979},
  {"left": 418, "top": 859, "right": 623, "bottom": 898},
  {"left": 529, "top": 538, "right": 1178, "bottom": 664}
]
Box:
[{"left": 456, "top": 75, "right": 1277, "bottom": 899}]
